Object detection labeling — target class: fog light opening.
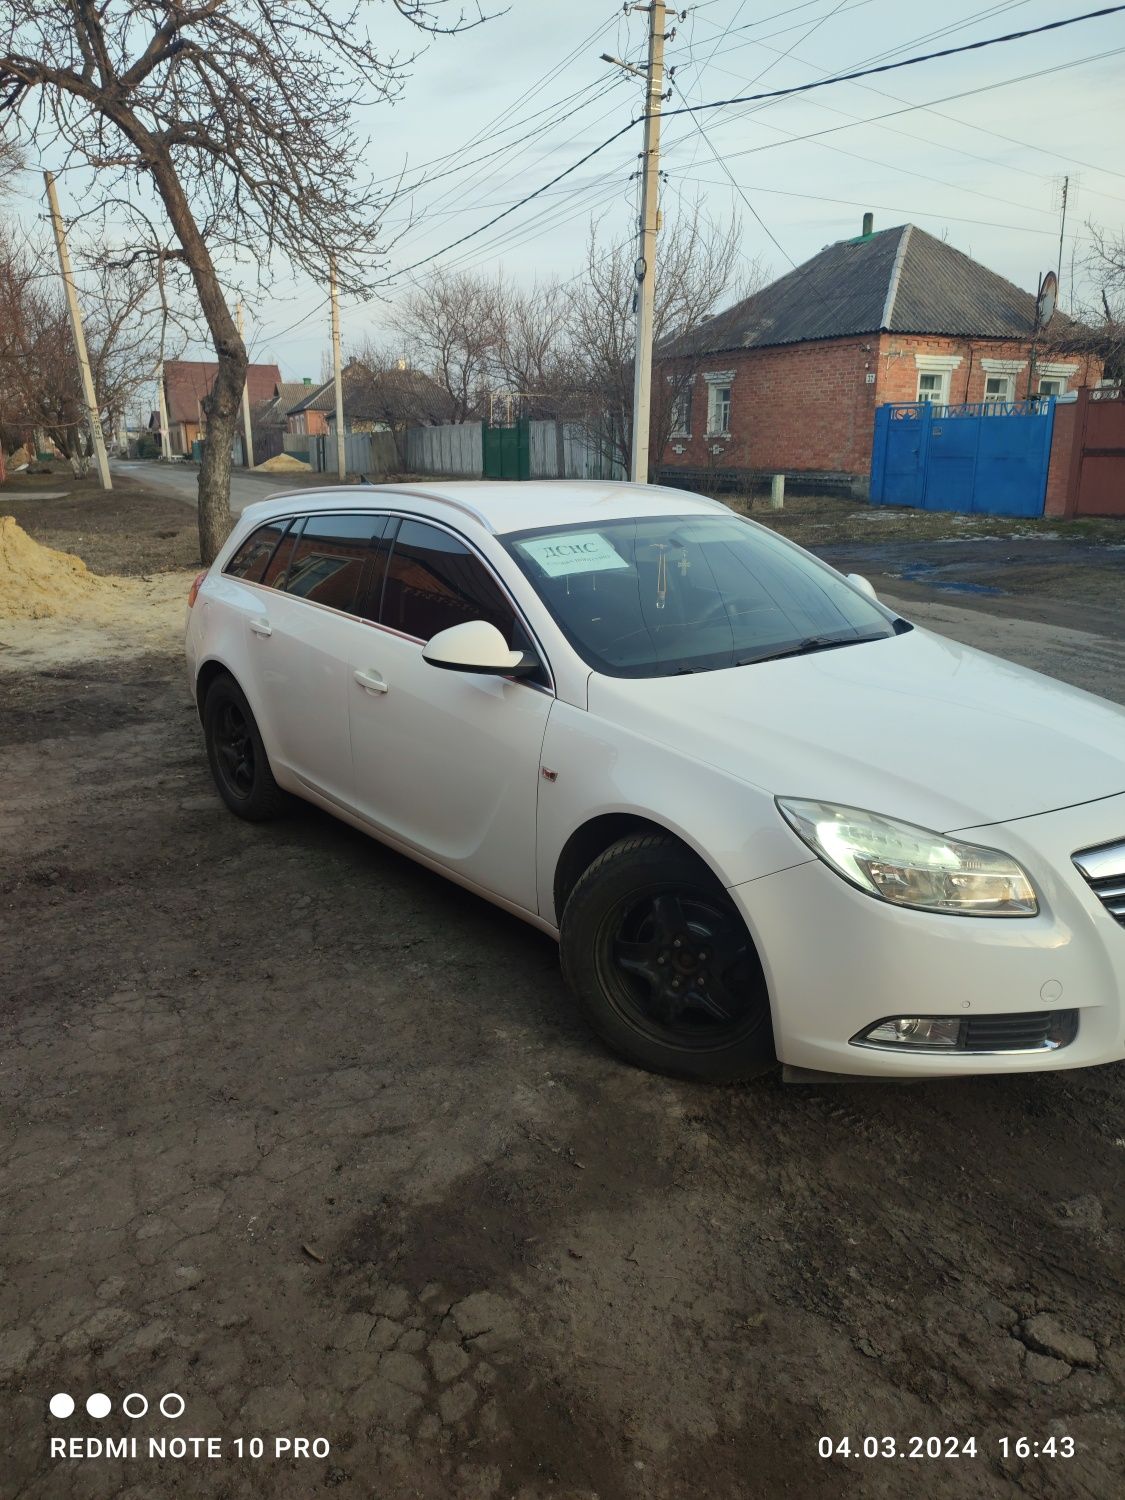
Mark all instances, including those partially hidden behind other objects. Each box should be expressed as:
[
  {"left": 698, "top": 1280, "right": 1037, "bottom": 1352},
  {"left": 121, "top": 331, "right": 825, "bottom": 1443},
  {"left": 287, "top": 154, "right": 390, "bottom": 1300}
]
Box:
[{"left": 856, "top": 1016, "right": 963, "bottom": 1049}]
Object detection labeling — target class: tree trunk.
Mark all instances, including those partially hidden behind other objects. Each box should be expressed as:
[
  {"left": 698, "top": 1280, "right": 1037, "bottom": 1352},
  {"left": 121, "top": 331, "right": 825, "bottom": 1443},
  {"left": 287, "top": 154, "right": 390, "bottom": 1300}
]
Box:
[
  {"left": 103, "top": 106, "right": 248, "bottom": 565},
  {"left": 198, "top": 350, "right": 245, "bottom": 563}
]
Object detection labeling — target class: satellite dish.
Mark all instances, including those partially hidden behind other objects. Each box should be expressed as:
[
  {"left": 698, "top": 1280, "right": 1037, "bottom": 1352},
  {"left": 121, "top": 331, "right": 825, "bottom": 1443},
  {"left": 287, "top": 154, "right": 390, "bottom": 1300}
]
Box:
[{"left": 1036, "top": 270, "right": 1058, "bottom": 328}]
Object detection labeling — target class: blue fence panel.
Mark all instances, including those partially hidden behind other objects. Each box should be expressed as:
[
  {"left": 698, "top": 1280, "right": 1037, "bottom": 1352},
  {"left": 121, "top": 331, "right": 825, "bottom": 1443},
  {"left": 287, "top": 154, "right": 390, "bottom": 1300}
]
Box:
[{"left": 870, "top": 399, "right": 1054, "bottom": 517}]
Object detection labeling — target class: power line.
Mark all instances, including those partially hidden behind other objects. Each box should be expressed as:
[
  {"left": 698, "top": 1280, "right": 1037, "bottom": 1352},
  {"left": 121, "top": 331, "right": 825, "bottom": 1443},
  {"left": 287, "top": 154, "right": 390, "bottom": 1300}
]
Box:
[
  {"left": 371, "top": 4, "right": 1125, "bottom": 287},
  {"left": 674, "top": 1, "right": 1125, "bottom": 198},
  {"left": 677, "top": 173, "right": 1069, "bottom": 236},
  {"left": 660, "top": 6, "right": 1125, "bottom": 126}
]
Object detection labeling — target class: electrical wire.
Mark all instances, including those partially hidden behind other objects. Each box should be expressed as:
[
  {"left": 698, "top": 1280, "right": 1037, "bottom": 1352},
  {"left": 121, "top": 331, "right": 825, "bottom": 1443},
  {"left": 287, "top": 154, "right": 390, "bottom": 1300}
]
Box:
[{"left": 371, "top": 4, "right": 1125, "bottom": 288}]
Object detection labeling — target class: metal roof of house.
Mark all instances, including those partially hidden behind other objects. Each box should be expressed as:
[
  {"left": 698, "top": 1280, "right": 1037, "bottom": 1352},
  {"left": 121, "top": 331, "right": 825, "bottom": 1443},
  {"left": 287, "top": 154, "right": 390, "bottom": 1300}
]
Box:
[{"left": 670, "top": 224, "right": 1084, "bottom": 354}]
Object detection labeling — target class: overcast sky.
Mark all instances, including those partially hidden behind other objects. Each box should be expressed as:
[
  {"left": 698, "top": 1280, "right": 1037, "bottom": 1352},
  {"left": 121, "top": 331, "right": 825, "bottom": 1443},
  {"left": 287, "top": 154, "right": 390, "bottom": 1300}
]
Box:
[{"left": 41, "top": 0, "right": 1125, "bottom": 391}]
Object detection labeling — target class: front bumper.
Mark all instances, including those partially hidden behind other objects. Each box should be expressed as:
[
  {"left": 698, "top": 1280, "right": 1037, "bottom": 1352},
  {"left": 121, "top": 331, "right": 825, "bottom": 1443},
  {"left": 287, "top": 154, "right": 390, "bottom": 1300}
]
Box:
[{"left": 731, "top": 793, "right": 1125, "bottom": 1078}]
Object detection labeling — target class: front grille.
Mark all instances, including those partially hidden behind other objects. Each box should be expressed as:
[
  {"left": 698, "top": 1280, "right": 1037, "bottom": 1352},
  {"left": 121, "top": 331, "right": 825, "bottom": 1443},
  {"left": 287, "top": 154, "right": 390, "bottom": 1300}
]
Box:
[
  {"left": 1073, "top": 839, "right": 1125, "bottom": 928},
  {"left": 962, "top": 1010, "right": 1077, "bottom": 1052}
]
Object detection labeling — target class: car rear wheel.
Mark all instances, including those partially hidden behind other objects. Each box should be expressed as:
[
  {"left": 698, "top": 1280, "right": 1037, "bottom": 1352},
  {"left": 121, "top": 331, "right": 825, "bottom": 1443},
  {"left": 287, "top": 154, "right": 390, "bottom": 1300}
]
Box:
[
  {"left": 203, "top": 674, "right": 287, "bottom": 821},
  {"left": 560, "top": 834, "right": 776, "bottom": 1082}
]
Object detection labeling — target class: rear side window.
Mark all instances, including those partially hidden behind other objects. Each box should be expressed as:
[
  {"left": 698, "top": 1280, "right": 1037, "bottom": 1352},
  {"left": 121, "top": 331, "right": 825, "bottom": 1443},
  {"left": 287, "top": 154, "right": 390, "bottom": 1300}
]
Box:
[
  {"left": 379, "top": 519, "right": 516, "bottom": 643},
  {"left": 224, "top": 520, "right": 289, "bottom": 582},
  {"left": 283, "top": 513, "right": 388, "bottom": 614}
]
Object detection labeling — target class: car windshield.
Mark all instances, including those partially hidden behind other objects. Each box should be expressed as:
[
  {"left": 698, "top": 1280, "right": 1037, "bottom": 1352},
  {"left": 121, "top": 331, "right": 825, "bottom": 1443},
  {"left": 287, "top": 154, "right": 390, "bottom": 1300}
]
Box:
[{"left": 504, "top": 514, "right": 896, "bottom": 679}]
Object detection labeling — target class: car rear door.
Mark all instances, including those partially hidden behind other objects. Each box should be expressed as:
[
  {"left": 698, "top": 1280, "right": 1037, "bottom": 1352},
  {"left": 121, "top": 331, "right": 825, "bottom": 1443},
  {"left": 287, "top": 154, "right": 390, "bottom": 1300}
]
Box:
[
  {"left": 347, "top": 516, "right": 553, "bottom": 912},
  {"left": 245, "top": 511, "right": 392, "bottom": 805}
]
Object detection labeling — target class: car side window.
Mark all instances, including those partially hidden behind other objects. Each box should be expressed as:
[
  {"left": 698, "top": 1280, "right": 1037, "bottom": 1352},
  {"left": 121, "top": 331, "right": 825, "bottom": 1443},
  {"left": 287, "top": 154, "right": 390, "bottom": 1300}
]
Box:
[
  {"left": 261, "top": 518, "right": 303, "bottom": 589},
  {"left": 283, "top": 514, "right": 389, "bottom": 614},
  {"left": 223, "top": 520, "right": 291, "bottom": 582},
  {"left": 378, "top": 519, "right": 517, "bottom": 645}
]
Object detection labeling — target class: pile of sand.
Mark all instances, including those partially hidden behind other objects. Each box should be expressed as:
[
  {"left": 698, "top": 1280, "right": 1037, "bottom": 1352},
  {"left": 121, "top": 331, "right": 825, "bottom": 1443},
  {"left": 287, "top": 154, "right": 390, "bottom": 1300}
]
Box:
[
  {"left": 254, "top": 452, "right": 310, "bottom": 474},
  {"left": 0, "top": 515, "right": 197, "bottom": 671},
  {"left": 0, "top": 515, "right": 121, "bottom": 621}
]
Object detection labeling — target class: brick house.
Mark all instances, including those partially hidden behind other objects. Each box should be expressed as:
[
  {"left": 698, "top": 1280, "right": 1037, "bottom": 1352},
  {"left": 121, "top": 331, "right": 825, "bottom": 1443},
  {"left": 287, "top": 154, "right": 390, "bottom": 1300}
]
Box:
[
  {"left": 658, "top": 220, "right": 1101, "bottom": 496},
  {"left": 160, "top": 360, "right": 282, "bottom": 455}
]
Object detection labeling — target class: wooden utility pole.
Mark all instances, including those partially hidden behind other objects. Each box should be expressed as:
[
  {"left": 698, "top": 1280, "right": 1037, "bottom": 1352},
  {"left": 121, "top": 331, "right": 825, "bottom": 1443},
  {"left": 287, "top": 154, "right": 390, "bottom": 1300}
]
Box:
[
  {"left": 156, "top": 362, "right": 173, "bottom": 460},
  {"left": 629, "top": 1, "right": 666, "bottom": 484},
  {"left": 236, "top": 301, "right": 255, "bottom": 468},
  {"left": 329, "top": 257, "right": 346, "bottom": 478},
  {"left": 44, "top": 171, "right": 112, "bottom": 490}
]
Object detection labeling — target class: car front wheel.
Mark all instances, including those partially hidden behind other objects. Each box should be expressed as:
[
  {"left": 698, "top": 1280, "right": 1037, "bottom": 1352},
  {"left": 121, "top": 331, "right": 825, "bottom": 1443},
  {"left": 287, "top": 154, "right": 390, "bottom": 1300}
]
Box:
[{"left": 560, "top": 834, "right": 776, "bottom": 1082}]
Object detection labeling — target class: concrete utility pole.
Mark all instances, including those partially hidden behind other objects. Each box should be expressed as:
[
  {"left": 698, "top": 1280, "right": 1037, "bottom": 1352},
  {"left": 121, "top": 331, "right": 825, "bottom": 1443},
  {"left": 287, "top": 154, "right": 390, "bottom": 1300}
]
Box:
[
  {"left": 236, "top": 301, "right": 255, "bottom": 468},
  {"left": 329, "top": 256, "right": 346, "bottom": 478},
  {"left": 629, "top": 2, "right": 666, "bottom": 484},
  {"left": 156, "top": 362, "right": 173, "bottom": 460},
  {"left": 44, "top": 171, "right": 112, "bottom": 490}
]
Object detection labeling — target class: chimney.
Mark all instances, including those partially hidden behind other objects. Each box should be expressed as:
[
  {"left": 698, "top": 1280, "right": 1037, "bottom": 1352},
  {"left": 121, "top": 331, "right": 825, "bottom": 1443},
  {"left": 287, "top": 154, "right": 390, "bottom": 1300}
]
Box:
[
  {"left": 303, "top": 376, "right": 312, "bottom": 386},
  {"left": 862, "top": 212, "right": 874, "bottom": 237}
]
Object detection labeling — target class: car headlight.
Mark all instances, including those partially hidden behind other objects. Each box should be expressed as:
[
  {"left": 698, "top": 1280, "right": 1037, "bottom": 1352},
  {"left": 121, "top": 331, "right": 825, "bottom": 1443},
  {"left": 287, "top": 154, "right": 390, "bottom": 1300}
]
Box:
[{"left": 775, "top": 799, "right": 1038, "bottom": 917}]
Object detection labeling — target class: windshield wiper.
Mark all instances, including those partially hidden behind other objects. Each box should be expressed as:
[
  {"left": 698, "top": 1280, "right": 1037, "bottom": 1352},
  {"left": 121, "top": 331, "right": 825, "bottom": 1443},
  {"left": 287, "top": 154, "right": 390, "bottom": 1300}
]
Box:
[{"left": 739, "top": 632, "right": 890, "bottom": 667}]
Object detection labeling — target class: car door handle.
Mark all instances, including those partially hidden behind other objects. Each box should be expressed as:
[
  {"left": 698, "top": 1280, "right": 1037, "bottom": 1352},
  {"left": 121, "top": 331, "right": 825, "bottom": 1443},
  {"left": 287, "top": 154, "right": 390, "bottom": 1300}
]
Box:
[
  {"left": 353, "top": 668, "right": 389, "bottom": 695},
  {"left": 249, "top": 617, "right": 272, "bottom": 637}
]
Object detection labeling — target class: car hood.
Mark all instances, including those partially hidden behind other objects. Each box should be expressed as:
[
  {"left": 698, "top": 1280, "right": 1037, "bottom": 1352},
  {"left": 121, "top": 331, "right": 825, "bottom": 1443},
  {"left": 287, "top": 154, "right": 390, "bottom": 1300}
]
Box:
[{"left": 587, "top": 627, "right": 1125, "bottom": 831}]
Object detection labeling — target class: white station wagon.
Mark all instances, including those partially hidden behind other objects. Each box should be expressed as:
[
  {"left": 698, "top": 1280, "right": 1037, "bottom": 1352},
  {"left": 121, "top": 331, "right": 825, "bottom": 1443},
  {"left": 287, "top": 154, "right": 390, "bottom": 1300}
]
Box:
[{"left": 185, "top": 481, "right": 1125, "bottom": 1083}]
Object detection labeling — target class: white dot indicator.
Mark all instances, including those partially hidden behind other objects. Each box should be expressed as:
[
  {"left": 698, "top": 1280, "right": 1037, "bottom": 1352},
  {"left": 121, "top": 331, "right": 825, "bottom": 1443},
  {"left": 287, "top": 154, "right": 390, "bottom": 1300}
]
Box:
[
  {"left": 159, "top": 1393, "right": 185, "bottom": 1419},
  {"left": 49, "top": 1393, "right": 74, "bottom": 1419},
  {"left": 86, "top": 1393, "right": 112, "bottom": 1419},
  {"left": 123, "top": 1393, "right": 149, "bottom": 1419}
]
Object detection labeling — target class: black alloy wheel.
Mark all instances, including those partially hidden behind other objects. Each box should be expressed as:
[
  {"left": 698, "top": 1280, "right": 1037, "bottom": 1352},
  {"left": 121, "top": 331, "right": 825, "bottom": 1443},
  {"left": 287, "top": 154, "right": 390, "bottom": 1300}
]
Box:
[
  {"left": 203, "top": 674, "right": 288, "bottom": 821},
  {"left": 214, "top": 698, "right": 255, "bottom": 799},
  {"left": 560, "top": 834, "right": 776, "bottom": 1082},
  {"left": 603, "top": 890, "right": 757, "bottom": 1047}
]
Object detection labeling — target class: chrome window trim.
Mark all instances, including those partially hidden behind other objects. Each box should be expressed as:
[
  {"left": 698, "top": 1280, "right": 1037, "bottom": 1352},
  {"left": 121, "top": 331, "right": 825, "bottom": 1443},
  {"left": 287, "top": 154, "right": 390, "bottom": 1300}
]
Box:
[{"left": 220, "top": 506, "right": 556, "bottom": 696}]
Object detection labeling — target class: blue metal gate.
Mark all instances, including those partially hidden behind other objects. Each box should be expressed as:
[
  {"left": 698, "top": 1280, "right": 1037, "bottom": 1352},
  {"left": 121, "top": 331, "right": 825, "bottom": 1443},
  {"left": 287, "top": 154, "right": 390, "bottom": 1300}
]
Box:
[{"left": 870, "top": 399, "right": 1056, "bottom": 517}]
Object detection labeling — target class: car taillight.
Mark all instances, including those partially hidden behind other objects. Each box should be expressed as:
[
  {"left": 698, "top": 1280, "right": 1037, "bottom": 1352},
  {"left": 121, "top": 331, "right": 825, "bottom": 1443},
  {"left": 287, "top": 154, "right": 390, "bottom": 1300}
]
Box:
[{"left": 187, "top": 570, "right": 209, "bottom": 608}]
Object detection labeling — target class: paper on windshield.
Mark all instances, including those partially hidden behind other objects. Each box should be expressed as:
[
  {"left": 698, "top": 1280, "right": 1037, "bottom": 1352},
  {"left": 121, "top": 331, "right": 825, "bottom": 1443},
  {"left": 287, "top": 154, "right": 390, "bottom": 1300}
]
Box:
[{"left": 521, "top": 532, "right": 631, "bottom": 578}]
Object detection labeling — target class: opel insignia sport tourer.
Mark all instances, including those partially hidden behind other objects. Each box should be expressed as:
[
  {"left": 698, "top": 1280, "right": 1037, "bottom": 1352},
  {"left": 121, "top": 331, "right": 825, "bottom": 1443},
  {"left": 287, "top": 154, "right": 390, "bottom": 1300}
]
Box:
[{"left": 185, "top": 482, "right": 1125, "bottom": 1083}]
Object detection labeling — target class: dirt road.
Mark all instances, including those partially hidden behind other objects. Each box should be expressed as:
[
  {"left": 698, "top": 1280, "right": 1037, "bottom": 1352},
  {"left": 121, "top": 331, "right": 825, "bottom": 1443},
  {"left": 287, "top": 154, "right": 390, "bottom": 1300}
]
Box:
[{"left": 2, "top": 489, "right": 1122, "bottom": 1500}]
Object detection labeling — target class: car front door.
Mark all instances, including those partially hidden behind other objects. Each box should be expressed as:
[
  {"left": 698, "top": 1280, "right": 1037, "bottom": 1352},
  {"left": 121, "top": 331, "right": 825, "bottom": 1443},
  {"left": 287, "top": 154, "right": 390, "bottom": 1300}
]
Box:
[{"left": 347, "top": 517, "right": 553, "bottom": 912}]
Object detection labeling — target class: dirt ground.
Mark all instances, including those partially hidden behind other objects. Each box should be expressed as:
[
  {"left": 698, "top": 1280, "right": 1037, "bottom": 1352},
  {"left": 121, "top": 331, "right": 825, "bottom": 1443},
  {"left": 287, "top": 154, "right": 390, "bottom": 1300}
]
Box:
[{"left": 2, "top": 481, "right": 1123, "bottom": 1500}]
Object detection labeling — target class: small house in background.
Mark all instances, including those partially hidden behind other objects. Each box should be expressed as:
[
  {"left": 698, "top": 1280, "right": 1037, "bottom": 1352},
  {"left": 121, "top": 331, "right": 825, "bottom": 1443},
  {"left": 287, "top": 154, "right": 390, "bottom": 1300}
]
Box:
[
  {"left": 658, "top": 218, "right": 1101, "bottom": 497},
  {"left": 285, "top": 360, "right": 455, "bottom": 438},
  {"left": 160, "top": 360, "right": 281, "bottom": 455}
]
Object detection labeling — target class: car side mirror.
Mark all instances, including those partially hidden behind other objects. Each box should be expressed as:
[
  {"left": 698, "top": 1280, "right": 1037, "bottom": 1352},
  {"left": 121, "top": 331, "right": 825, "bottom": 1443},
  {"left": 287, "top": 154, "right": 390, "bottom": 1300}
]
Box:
[
  {"left": 847, "top": 572, "right": 878, "bottom": 601},
  {"left": 422, "top": 620, "right": 539, "bottom": 678}
]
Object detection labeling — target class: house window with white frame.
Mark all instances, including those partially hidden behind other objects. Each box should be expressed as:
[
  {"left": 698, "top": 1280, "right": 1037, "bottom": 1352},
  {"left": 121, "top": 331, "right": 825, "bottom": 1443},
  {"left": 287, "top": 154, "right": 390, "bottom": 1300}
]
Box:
[
  {"left": 707, "top": 383, "right": 731, "bottom": 435},
  {"left": 917, "top": 371, "right": 946, "bottom": 404},
  {"left": 983, "top": 374, "right": 1015, "bottom": 403},
  {"left": 670, "top": 384, "right": 692, "bottom": 436},
  {"left": 1036, "top": 363, "right": 1077, "bottom": 397}
]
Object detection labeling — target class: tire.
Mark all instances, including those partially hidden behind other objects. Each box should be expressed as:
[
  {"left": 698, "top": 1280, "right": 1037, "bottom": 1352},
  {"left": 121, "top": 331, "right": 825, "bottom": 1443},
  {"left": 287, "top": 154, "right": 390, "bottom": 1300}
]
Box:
[
  {"left": 560, "top": 834, "right": 776, "bottom": 1083},
  {"left": 203, "top": 674, "right": 288, "bottom": 822}
]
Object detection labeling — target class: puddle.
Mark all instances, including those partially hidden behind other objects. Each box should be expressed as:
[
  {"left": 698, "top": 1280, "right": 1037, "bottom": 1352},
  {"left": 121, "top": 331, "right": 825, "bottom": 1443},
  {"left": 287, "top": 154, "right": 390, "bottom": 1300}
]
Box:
[{"left": 890, "top": 562, "right": 1004, "bottom": 596}]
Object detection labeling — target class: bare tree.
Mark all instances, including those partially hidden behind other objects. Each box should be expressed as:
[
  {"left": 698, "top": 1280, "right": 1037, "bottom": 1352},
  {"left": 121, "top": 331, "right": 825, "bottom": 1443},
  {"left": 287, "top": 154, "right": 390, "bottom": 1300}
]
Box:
[
  {"left": 568, "top": 200, "right": 761, "bottom": 477},
  {"left": 494, "top": 280, "right": 575, "bottom": 414},
  {"left": 392, "top": 269, "right": 502, "bottom": 421},
  {"left": 1, "top": 1, "right": 488, "bottom": 561},
  {"left": 0, "top": 220, "right": 180, "bottom": 470},
  {"left": 1055, "top": 222, "right": 1125, "bottom": 382}
]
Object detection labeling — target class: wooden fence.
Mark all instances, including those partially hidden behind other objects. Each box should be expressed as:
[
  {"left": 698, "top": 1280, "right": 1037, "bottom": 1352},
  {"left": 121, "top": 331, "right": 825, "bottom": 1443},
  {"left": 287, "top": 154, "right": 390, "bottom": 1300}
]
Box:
[
  {"left": 306, "top": 430, "right": 398, "bottom": 476},
  {"left": 405, "top": 422, "right": 483, "bottom": 477},
  {"left": 528, "top": 420, "right": 623, "bottom": 480}
]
